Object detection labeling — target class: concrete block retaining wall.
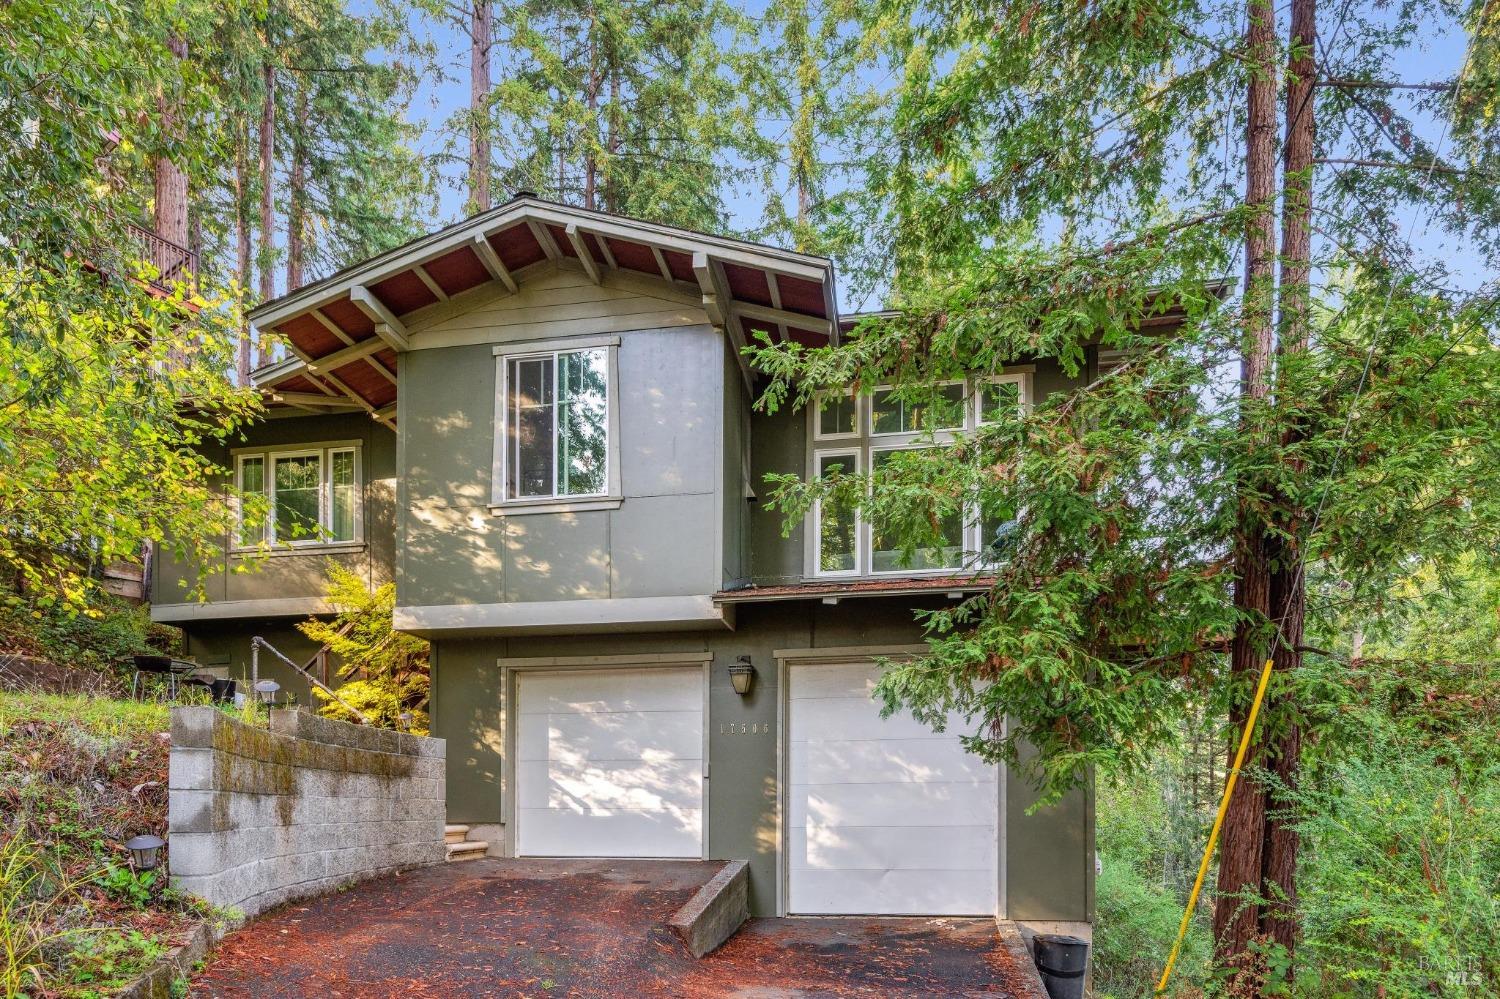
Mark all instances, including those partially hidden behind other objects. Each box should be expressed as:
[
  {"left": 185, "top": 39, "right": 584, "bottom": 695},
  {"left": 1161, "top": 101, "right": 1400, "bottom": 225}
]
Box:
[{"left": 168, "top": 706, "right": 446, "bottom": 917}]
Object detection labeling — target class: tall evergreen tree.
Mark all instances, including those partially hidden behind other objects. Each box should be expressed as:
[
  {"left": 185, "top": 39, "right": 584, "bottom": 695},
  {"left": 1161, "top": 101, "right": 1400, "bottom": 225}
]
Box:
[
  {"left": 485, "top": 0, "right": 763, "bottom": 232},
  {"left": 745, "top": 0, "right": 877, "bottom": 261},
  {"left": 750, "top": 0, "right": 1500, "bottom": 984}
]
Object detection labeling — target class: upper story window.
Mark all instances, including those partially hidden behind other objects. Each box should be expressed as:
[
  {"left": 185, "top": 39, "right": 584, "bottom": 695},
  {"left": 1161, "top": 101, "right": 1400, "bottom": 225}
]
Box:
[
  {"left": 808, "top": 372, "right": 1031, "bottom": 578},
  {"left": 235, "top": 443, "right": 362, "bottom": 550},
  {"left": 492, "top": 335, "right": 621, "bottom": 515}
]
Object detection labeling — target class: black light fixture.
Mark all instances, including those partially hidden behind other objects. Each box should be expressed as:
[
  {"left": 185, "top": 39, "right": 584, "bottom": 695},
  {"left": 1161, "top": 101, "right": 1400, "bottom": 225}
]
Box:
[
  {"left": 728, "top": 656, "right": 756, "bottom": 696},
  {"left": 125, "top": 834, "right": 165, "bottom": 871}
]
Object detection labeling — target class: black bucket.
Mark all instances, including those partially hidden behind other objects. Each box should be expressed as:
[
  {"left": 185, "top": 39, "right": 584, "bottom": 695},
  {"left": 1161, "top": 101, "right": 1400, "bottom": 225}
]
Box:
[{"left": 1032, "top": 934, "right": 1089, "bottom": 999}]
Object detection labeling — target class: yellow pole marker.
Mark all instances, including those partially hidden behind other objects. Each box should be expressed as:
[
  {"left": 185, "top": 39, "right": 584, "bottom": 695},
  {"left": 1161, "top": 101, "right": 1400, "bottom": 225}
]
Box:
[{"left": 1155, "top": 657, "right": 1275, "bottom": 996}]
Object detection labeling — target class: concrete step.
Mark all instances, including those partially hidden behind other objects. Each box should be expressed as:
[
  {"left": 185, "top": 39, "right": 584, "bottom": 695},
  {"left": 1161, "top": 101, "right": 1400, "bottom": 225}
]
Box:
[
  {"left": 444, "top": 824, "right": 470, "bottom": 844},
  {"left": 446, "top": 840, "right": 489, "bottom": 861}
]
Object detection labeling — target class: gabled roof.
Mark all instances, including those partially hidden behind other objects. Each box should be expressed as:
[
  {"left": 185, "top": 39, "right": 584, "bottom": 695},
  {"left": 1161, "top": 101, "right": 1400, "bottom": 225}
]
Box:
[{"left": 248, "top": 195, "right": 843, "bottom": 424}]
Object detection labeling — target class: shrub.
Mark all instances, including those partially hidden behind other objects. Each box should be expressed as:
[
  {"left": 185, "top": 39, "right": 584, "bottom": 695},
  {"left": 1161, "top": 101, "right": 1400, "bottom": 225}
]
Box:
[{"left": 298, "top": 565, "right": 430, "bottom": 733}]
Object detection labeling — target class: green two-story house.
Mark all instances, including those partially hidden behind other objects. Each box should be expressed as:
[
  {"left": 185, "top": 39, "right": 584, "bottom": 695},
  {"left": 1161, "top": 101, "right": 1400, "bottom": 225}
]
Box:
[{"left": 152, "top": 195, "right": 1104, "bottom": 933}]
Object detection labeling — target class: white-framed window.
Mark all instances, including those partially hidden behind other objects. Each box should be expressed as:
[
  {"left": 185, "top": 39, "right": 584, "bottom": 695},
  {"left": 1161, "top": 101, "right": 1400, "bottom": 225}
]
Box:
[
  {"left": 869, "top": 380, "right": 966, "bottom": 436},
  {"left": 812, "top": 387, "right": 860, "bottom": 440},
  {"left": 812, "top": 449, "right": 861, "bottom": 576},
  {"left": 492, "top": 336, "right": 621, "bottom": 513},
  {"left": 234, "top": 442, "right": 362, "bottom": 549},
  {"left": 974, "top": 372, "right": 1032, "bottom": 425},
  {"left": 867, "top": 445, "right": 966, "bottom": 573},
  {"left": 807, "top": 371, "right": 1031, "bottom": 577}
]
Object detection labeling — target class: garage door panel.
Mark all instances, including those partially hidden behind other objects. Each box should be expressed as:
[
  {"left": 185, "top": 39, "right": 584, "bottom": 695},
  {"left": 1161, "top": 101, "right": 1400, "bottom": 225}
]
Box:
[
  {"left": 517, "top": 710, "right": 703, "bottom": 763},
  {"left": 518, "top": 670, "right": 703, "bottom": 714},
  {"left": 516, "top": 758, "right": 704, "bottom": 811},
  {"left": 788, "top": 697, "right": 963, "bottom": 740},
  {"left": 787, "top": 661, "right": 998, "bottom": 916},
  {"left": 515, "top": 668, "right": 704, "bottom": 859},
  {"left": 789, "top": 779, "right": 996, "bottom": 829},
  {"left": 788, "top": 868, "right": 995, "bottom": 917},
  {"left": 791, "top": 662, "right": 883, "bottom": 699},
  {"left": 792, "top": 738, "right": 996, "bottom": 786},
  {"left": 788, "top": 823, "right": 996, "bottom": 873},
  {"left": 517, "top": 806, "right": 702, "bottom": 858}
]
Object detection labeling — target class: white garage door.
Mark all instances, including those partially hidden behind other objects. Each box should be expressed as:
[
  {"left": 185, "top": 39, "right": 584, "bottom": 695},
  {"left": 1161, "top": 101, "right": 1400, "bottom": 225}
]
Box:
[
  {"left": 515, "top": 668, "right": 704, "bottom": 858},
  {"left": 787, "top": 661, "right": 998, "bottom": 915}
]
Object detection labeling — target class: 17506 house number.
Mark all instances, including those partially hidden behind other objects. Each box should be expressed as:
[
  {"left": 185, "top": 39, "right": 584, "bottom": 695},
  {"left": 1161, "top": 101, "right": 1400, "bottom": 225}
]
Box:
[{"left": 719, "top": 722, "right": 773, "bottom": 735}]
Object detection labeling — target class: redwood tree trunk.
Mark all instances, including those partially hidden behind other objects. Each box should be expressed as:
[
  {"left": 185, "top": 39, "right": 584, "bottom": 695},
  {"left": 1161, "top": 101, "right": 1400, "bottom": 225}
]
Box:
[
  {"left": 469, "top": 0, "right": 492, "bottom": 212},
  {"left": 287, "top": 86, "right": 307, "bottom": 292},
  {"left": 1214, "top": 0, "right": 1279, "bottom": 974},
  {"left": 1261, "top": 0, "right": 1317, "bottom": 966},
  {"left": 257, "top": 60, "right": 276, "bottom": 366},
  {"left": 154, "top": 35, "right": 189, "bottom": 254},
  {"left": 235, "top": 125, "right": 252, "bottom": 384}
]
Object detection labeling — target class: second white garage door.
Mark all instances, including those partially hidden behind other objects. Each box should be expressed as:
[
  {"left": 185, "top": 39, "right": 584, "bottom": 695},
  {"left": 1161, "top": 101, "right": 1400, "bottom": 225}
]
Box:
[
  {"left": 787, "top": 661, "right": 999, "bottom": 915},
  {"left": 515, "top": 667, "right": 704, "bottom": 858}
]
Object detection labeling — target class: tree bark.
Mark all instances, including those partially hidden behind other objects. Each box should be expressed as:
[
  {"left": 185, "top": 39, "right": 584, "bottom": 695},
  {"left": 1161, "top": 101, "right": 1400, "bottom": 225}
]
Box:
[
  {"left": 154, "top": 35, "right": 190, "bottom": 252},
  {"left": 584, "top": 11, "right": 599, "bottom": 211},
  {"left": 287, "top": 86, "right": 308, "bottom": 292},
  {"left": 257, "top": 58, "right": 276, "bottom": 366},
  {"left": 1260, "top": 0, "right": 1317, "bottom": 966},
  {"left": 1213, "top": 0, "right": 1278, "bottom": 974},
  {"left": 469, "top": 0, "right": 492, "bottom": 213},
  {"left": 235, "top": 124, "right": 252, "bottom": 385}
]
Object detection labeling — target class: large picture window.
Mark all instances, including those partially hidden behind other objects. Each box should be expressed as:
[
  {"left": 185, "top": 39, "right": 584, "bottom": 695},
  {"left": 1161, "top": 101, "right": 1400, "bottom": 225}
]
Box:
[
  {"left": 493, "top": 337, "right": 620, "bottom": 512},
  {"left": 235, "top": 443, "right": 362, "bottom": 548},
  {"left": 808, "top": 372, "right": 1031, "bottom": 577}
]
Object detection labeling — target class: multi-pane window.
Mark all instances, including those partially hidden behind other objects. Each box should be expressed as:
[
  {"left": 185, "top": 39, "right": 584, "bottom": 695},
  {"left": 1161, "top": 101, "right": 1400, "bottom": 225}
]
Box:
[
  {"left": 870, "top": 382, "right": 965, "bottom": 435},
  {"left": 814, "top": 388, "right": 859, "bottom": 439},
  {"left": 505, "top": 348, "right": 609, "bottom": 500},
  {"left": 814, "top": 451, "right": 859, "bottom": 575},
  {"left": 809, "top": 374, "right": 1030, "bottom": 577},
  {"left": 235, "top": 445, "right": 361, "bottom": 548},
  {"left": 868, "top": 448, "right": 966, "bottom": 572}
]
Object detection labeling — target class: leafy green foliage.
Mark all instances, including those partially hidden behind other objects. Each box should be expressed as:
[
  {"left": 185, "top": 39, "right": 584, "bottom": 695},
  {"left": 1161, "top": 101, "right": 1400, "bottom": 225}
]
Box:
[
  {"left": 62, "top": 926, "right": 167, "bottom": 995},
  {"left": 95, "top": 866, "right": 158, "bottom": 910},
  {"left": 1, "top": 0, "right": 266, "bottom": 611},
  {"left": 297, "top": 565, "right": 430, "bottom": 733}
]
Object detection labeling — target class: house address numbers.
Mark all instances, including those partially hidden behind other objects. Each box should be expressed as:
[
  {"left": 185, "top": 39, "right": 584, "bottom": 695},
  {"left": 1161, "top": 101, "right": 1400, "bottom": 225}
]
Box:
[{"left": 719, "top": 721, "right": 773, "bottom": 736}]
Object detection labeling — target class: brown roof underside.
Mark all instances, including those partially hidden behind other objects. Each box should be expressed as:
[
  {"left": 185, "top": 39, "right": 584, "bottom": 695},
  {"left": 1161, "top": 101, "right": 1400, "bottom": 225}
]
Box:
[{"left": 268, "top": 217, "right": 835, "bottom": 413}]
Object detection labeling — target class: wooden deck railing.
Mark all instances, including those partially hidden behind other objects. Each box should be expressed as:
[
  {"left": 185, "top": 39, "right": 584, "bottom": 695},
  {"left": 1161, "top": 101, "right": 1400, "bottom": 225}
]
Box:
[{"left": 125, "top": 222, "right": 198, "bottom": 291}]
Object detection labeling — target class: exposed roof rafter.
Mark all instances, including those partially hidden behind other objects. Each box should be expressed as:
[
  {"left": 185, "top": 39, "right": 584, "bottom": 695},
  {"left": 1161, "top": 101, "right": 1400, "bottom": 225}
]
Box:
[
  {"left": 350, "top": 286, "right": 410, "bottom": 352},
  {"left": 412, "top": 264, "right": 448, "bottom": 301},
  {"left": 469, "top": 234, "right": 518, "bottom": 293},
  {"left": 565, "top": 224, "right": 602, "bottom": 284}
]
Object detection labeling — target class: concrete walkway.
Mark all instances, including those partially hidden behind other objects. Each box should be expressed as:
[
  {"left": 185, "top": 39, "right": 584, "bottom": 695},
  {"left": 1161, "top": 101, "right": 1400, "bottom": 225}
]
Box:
[{"left": 190, "top": 858, "right": 1035, "bottom": 998}]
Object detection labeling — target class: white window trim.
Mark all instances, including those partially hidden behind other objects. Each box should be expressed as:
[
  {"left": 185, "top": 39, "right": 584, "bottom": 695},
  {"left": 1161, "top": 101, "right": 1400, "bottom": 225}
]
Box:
[
  {"left": 973, "top": 371, "right": 1034, "bottom": 425},
  {"left": 810, "top": 448, "right": 863, "bottom": 578},
  {"left": 811, "top": 388, "right": 861, "bottom": 441},
  {"left": 232, "top": 442, "right": 364, "bottom": 552},
  {"left": 868, "top": 379, "right": 967, "bottom": 437},
  {"left": 490, "top": 335, "right": 622, "bottom": 514},
  {"left": 805, "top": 373, "right": 1033, "bottom": 579}
]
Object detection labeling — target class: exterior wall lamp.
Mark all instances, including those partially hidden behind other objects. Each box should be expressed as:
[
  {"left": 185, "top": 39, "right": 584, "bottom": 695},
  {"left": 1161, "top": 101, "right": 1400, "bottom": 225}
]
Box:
[
  {"left": 728, "top": 656, "right": 756, "bottom": 696},
  {"left": 125, "top": 834, "right": 165, "bottom": 871}
]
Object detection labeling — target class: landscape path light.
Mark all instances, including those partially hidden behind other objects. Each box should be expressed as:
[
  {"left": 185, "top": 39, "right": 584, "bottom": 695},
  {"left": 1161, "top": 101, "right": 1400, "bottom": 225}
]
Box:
[{"left": 125, "top": 834, "right": 164, "bottom": 872}]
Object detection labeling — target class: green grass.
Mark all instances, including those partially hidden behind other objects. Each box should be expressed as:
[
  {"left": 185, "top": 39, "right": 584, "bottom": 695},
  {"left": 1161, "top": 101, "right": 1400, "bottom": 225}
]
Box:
[{"left": 0, "top": 691, "right": 169, "bottom": 740}]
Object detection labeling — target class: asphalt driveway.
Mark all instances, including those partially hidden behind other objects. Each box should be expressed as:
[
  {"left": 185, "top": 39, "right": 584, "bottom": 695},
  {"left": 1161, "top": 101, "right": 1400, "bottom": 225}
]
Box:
[{"left": 191, "top": 858, "right": 1038, "bottom": 998}]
